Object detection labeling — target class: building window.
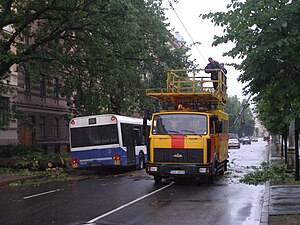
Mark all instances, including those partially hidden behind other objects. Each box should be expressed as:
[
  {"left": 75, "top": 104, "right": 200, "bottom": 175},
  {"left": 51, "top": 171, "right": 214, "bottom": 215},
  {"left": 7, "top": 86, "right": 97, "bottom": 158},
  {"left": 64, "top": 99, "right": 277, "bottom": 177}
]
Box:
[
  {"left": 0, "top": 97, "right": 9, "bottom": 127},
  {"left": 53, "top": 117, "right": 59, "bottom": 138},
  {"left": 53, "top": 77, "right": 59, "bottom": 98},
  {"left": 25, "top": 75, "right": 31, "bottom": 94},
  {"left": 40, "top": 116, "right": 45, "bottom": 138},
  {"left": 40, "top": 76, "right": 46, "bottom": 95}
]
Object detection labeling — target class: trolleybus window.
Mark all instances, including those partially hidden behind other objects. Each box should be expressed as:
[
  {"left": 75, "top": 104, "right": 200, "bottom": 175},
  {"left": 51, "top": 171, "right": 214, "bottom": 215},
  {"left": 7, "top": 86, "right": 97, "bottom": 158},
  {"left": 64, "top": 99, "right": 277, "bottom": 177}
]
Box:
[
  {"left": 121, "top": 124, "right": 145, "bottom": 146},
  {"left": 133, "top": 126, "right": 143, "bottom": 145},
  {"left": 70, "top": 124, "right": 118, "bottom": 148}
]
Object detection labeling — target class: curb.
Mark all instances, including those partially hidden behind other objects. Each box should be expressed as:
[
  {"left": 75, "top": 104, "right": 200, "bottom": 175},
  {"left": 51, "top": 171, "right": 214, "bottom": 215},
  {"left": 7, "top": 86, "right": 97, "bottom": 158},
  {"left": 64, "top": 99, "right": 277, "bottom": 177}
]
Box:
[
  {"left": 260, "top": 181, "right": 270, "bottom": 225},
  {"left": 259, "top": 143, "right": 271, "bottom": 225}
]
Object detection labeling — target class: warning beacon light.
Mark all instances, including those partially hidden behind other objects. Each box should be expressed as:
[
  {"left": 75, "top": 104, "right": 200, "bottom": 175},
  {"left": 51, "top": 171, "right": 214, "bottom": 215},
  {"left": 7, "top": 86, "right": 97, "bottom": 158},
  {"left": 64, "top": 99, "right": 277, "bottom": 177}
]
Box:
[{"left": 178, "top": 104, "right": 183, "bottom": 110}]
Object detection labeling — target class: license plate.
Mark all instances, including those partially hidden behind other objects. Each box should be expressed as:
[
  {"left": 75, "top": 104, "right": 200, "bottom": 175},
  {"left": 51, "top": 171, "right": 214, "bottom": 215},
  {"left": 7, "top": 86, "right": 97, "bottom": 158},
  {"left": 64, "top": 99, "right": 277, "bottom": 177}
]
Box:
[
  {"left": 90, "top": 163, "right": 101, "bottom": 167},
  {"left": 170, "top": 170, "right": 185, "bottom": 175}
]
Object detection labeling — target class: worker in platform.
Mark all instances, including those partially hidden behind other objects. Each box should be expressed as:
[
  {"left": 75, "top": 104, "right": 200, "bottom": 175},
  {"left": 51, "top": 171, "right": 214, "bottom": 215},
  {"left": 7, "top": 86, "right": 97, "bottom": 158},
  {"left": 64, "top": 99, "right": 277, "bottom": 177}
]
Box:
[
  {"left": 205, "top": 57, "right": 220, "bottom": 90},
  {"left": 220, "top": 62, "right": 227, "bottom": 89}
]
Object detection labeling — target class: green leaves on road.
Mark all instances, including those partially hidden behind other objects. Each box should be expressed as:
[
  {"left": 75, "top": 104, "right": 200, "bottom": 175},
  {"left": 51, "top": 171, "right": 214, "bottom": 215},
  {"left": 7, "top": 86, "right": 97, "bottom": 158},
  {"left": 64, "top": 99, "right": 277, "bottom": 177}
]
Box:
[{"left": 241, "top": 162, "right": 294, "bottom": 185}]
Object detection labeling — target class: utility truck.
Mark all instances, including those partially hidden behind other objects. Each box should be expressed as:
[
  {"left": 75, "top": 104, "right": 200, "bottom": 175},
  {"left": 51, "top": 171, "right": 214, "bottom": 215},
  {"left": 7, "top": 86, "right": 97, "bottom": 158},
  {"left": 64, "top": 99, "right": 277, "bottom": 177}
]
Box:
[{"left": 145, "top": 69, "right": 229, "bottom": 183}]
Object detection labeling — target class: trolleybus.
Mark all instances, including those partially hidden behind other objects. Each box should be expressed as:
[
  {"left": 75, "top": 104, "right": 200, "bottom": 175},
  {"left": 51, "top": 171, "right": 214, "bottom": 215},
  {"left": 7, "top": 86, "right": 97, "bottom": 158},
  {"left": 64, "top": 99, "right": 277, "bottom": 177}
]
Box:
[{"left": 69, "top": 114, "right": 150, "bottom": 169}]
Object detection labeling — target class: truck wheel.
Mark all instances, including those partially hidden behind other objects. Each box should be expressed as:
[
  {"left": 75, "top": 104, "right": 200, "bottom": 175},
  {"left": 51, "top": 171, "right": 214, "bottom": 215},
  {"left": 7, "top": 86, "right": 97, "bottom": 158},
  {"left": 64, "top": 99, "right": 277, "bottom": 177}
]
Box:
[
  {"left": 137, "top": 152, "right": 144, "bottom": 170},
  {"left": 219, "top": 160, "right": 228, "bottom": 175},
  {"left": 154, "top": 175, "right": 162, "bottom": 184},
  {"left": 224, "top": 160, "right": 228, "bottom": 172},
  {"left": 219, "top": 166, "right": 224, "bottom": 175}
]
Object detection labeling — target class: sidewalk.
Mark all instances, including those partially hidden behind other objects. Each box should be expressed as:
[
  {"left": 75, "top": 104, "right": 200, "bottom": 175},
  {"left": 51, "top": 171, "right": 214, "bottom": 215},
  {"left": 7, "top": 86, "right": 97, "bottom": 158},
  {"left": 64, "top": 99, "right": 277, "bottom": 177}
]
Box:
[{"left": 260, "top": 142, "right": 300, "bottom": 225}]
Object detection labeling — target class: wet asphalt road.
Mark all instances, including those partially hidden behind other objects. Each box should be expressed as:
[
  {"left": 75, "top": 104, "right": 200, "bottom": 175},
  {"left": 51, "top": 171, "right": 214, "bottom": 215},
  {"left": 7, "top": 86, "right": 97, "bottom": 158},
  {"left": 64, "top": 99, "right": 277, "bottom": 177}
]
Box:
[{"left": 0, "top": 139, "right": 268, "bottom": 225}]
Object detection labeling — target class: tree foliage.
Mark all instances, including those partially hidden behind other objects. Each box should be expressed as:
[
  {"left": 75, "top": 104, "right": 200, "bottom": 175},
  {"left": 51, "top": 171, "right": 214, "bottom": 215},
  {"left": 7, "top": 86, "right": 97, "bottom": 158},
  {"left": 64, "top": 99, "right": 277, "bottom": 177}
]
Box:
[
  {"left": 225, "top": 95, "right": 255, "bottom": 137},
  {"left": 202, "top": 0, "right": 300, "bottom": 134},
  {"left": 254, "top": 89, "right": 290, "bottom": 135},
  {"left": 1, "top": 0, "right": 192, "bottom": 117}
]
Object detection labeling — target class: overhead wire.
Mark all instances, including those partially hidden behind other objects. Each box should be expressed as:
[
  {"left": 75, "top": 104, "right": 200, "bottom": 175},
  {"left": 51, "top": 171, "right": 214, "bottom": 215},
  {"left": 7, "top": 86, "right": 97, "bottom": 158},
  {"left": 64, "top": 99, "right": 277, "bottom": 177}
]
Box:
[{"left": 168, "top": 0, "right": 207, "bottom": 64}]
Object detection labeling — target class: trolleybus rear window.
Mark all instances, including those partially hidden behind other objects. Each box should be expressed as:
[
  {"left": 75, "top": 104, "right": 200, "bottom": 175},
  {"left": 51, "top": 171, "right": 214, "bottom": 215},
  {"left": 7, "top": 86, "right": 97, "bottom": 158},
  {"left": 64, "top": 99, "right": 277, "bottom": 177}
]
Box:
[{"left": 70, "top": 124, "right": 118, "bottom": 148}]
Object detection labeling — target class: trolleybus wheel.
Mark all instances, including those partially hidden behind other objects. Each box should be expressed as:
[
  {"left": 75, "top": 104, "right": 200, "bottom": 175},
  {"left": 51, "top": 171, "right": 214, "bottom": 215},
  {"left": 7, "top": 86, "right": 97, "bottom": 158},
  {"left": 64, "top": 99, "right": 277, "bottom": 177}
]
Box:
[
  {"left": 137, "top": 152, "right": 144, "bottom": 170},
  {"left": 154, "top": 175, "right": 162, "bottom": 184}
]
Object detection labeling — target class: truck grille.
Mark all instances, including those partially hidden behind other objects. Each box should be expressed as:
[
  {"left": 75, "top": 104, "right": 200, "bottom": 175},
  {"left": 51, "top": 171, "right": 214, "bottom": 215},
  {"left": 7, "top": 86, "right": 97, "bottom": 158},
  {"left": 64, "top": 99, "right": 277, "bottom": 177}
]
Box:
[{"left": 154, "top": 148, "right": 203, "bottom": 163}]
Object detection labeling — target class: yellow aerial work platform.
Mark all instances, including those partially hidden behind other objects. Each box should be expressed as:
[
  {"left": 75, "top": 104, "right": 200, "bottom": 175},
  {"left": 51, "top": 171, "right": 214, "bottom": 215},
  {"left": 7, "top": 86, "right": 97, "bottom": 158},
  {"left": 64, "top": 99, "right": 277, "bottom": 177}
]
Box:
[{"left": 146, "top": 69, "right": 227, "bottom": 110}]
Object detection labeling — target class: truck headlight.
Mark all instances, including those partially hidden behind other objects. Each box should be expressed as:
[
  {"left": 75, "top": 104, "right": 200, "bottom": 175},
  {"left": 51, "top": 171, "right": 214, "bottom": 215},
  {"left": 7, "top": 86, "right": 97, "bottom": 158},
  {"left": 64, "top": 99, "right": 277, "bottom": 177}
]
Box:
[{"left": 150, "top": 166, "right": 158, "bottom": 172}]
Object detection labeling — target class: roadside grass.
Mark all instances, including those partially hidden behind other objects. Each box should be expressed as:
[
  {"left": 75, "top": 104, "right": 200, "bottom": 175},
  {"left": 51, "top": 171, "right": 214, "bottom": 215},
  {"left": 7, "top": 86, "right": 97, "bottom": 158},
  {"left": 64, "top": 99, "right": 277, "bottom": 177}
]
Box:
[
  {"left": 240, "top": 161, "right": 300, "bottom": 185},
  {"left": 0, "top": 144, "right": 72, "bottom": 187},
  {"left": 0, "top": 167, "right": 39, "bottom": 176},
  {"left": 0, "top": 166, "right": 69, "bottom": 187},
  {"left": 6, "top": 168, "right": 69, "bottom": 187}
]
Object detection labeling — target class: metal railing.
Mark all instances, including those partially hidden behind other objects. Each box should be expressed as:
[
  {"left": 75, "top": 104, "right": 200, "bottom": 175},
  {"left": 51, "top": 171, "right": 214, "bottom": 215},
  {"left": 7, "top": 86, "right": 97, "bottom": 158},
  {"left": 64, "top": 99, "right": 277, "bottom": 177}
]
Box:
[{"left": 146, "top": 69, "right": 227, "bottom": 105}]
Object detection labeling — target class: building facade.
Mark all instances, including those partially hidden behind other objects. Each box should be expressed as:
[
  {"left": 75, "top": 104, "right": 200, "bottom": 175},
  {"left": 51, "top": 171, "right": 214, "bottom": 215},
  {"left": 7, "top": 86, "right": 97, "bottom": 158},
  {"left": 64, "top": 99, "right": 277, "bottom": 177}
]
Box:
[
  {"left": 17, "top": 73, "right": 70, "bottom": 153},
  {"left": 1, "top": 25, "right": 70, "bottom": 153},
  {"left": 0, "top": 26, "right": 18, "bottom": 145}
]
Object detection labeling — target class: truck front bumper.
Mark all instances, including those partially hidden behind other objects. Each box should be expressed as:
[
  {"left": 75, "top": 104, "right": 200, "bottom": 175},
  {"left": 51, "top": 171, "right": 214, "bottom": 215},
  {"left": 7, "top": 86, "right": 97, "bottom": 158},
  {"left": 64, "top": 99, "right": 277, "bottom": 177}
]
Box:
[{"left": 146, "top": 163, "right": 215, "bottom": 177}]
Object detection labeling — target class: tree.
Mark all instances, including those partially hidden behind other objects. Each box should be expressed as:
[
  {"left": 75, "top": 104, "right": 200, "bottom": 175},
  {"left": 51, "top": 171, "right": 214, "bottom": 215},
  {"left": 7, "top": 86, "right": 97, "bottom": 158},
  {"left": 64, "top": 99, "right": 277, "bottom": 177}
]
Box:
[
  {"left": 225, "top": 95, "right": 255, "bottom": 137},
  {"left": 201, "top": 0, "right": 300, "bottom": 133},
  {"left": 225, "top": 95, "right": 241, "bottom": 133},
  {"left": 61, "top": 0, "right": 192, "bottom": 116},
  {"left": 254, "top": 88, "right": 291, "bottom": 135},
  {"left": 1, "top": 0, "right": 192, "bottom": 116},
  {"left": 1, "top": 0, "right": 96, "bottom": 80}
]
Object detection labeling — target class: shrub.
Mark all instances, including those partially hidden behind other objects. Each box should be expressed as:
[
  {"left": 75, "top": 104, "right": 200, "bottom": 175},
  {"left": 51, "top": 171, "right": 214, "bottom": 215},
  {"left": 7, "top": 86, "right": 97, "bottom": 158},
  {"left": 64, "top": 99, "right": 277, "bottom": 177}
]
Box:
[
  {"left": 0, "top": 144, "right": 41, "bottom": 158},
  {"left": 44, "top": 167, "right": 68, "bottom": 180},
  {"left": 0, "top": 144, "right": 70, "bottom": 171},
  {"left": 13, "top": 151, "right": 43, "bottom": 171}
]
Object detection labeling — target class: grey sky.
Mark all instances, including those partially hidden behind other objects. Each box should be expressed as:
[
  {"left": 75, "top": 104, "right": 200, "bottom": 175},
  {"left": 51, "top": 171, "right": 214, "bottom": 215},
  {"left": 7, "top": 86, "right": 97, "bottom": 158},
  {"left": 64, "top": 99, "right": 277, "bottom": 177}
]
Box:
[{"left": 162, "top": 0, "right": 244, "bottom": 99}]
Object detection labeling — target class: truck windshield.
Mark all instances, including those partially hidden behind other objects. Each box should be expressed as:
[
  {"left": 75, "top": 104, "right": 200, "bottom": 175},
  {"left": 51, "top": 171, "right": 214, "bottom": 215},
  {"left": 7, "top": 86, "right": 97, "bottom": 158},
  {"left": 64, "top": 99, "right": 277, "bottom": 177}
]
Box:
[{"left": 152, "top": 114, "right": 207, "bottom": 135}]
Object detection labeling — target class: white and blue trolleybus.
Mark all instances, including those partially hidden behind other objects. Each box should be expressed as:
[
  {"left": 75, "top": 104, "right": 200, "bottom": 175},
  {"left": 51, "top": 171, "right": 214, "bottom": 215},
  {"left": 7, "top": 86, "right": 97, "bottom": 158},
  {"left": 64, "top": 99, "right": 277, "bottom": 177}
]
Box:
[{"left": 69, "top": 114, "right": 150, "bottom": 169}]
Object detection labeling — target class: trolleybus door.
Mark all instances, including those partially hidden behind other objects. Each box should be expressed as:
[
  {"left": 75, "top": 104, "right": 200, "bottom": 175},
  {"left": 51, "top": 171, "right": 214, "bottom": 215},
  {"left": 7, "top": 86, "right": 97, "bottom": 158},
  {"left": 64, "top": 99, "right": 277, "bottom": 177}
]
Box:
[{"left": 121, "top": 124, "right": 136, "bottom": 165}]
